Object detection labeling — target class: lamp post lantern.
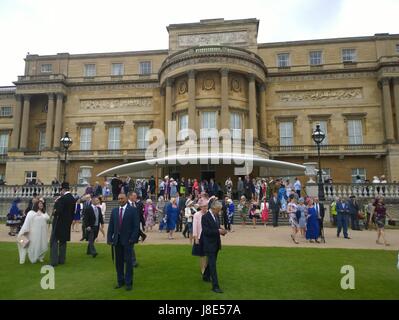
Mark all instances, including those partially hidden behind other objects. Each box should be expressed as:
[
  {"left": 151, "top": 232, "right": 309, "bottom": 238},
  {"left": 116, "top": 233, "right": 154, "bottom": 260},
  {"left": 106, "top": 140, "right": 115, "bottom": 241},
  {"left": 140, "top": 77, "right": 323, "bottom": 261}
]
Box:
[
  {"left": 312, "top": 124, "right": 326, "bottom": 201},
  {"left": 60, "top": 131, "right": 73, "bottom": 182}
]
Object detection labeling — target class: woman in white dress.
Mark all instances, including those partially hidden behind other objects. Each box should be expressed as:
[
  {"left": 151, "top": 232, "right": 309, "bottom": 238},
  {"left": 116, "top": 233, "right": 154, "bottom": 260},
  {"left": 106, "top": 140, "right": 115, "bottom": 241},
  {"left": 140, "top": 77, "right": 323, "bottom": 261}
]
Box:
[
  {"left": 17, "top": 199, "right": 50, "bottom": 264},
  {"left": 287, "top": 197, "right": 299, "bottom": 244}
]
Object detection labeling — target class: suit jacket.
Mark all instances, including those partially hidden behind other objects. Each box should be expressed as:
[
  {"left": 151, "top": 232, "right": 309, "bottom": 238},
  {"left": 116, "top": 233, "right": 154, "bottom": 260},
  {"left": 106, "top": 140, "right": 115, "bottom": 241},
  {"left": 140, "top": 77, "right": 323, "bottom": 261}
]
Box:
[
  {"left": 201, "top": 211, "right": 222, "bottom": 253},
  {"left": 268, "top": 197, "right": 281, "bottom": 213},
  {"left": 107, "top": 205, "right": 140, "bottom": 246},
  {"left": 347, "top": 200, "right": 359, "bottom": 215},
  {"left": 53, "top": 192, "right": 76, "bottom": 242},
  {"left": 314, "top": 202, "right": 325, "bottom": 219},
  {"left": 336, "top": 201, "right": 350, "bottom": 215}
]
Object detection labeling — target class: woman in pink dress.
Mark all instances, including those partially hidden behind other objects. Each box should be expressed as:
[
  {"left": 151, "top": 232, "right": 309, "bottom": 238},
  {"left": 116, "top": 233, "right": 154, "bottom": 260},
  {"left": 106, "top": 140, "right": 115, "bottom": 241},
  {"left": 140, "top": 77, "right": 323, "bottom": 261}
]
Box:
[{"left": 144, "top": 199, "right": 156, "bottom": 232}]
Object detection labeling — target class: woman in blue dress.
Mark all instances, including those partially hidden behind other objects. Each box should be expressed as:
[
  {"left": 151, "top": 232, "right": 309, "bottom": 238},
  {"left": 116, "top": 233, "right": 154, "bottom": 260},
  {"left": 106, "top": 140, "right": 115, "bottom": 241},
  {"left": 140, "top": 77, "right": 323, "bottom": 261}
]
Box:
[
  {"left": 306, "top": 198, "right": 320, "bottom": 243},
  {"left": 166, "top": 197, "right": 179, "bottom": 240}
]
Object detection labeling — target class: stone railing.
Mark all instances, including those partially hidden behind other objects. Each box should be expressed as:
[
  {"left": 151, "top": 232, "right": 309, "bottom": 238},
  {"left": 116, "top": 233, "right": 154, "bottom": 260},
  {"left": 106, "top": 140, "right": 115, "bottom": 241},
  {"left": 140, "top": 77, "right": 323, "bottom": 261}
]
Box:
[
  {"left": 322, "top": 183, "right": 399, "bottom": 200},
  {"left": 0, "top": 185, "right": 86, "bottom": 199}
]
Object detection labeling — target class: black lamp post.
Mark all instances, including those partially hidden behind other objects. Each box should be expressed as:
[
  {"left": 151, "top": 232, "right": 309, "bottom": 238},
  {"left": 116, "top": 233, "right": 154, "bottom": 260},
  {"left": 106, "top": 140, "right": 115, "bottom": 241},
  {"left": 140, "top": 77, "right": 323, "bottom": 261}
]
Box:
[
  {"left": 312, "top": 124, "right": 326, "bottom": 201},
  {"left": 60, "top": 131, "right": 73, "bottom": 182}
]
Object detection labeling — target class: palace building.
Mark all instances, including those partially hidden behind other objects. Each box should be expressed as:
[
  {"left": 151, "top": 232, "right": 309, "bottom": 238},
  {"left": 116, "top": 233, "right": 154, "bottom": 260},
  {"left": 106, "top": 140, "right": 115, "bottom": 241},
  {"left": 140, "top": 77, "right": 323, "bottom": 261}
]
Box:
[{"left": 1, "top": 18, "right": 399, "bottom": 185}]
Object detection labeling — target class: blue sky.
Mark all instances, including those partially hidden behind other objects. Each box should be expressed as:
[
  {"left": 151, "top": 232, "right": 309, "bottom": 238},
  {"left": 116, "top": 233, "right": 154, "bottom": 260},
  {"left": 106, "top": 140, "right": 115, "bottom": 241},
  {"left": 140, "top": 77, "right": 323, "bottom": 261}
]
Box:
[{"left": 0, "top": 0, "right": 398, "bottom": 85}]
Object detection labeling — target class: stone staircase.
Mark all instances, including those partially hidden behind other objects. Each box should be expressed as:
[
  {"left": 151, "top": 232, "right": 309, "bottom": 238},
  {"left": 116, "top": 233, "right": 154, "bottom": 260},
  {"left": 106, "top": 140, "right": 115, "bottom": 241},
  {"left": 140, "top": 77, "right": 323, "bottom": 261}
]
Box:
[{"left": 103, "top": 200, "right": 290, "bottom": 226}]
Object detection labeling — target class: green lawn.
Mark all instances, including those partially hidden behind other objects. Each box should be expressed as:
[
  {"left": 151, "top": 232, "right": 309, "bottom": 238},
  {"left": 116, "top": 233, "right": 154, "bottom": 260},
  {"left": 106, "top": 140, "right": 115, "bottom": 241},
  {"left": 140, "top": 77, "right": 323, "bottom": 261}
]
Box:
[{"left": 0, "top": 242, "right": 398, "bottom": 300}]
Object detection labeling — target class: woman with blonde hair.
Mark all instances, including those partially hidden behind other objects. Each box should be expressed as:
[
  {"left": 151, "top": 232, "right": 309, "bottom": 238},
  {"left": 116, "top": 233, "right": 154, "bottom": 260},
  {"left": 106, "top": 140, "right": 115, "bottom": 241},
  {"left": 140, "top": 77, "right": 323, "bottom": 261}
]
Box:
[
  {"left": 144, "top": 198, "right": 156, "bottom": 232},
  {"left": 166, "top": 197, "right": 179, "bottom": 239},
  {"left": 192, "top": 197, "right": 209, "bottom": 279}
]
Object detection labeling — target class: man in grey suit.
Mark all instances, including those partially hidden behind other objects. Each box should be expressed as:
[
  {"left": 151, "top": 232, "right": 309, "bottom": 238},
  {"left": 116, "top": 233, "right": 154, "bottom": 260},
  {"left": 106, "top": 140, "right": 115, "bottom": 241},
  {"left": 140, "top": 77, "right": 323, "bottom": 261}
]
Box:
[{"left": 50, "top": 182, "right": 76, "bottom": 266}]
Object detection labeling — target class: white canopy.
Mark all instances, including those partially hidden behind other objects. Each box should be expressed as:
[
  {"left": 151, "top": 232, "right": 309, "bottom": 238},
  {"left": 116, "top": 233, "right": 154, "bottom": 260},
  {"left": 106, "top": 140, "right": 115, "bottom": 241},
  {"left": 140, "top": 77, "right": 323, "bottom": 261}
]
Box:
[{"left": 97, "top": 153, "right": 306, "bottom": 177}]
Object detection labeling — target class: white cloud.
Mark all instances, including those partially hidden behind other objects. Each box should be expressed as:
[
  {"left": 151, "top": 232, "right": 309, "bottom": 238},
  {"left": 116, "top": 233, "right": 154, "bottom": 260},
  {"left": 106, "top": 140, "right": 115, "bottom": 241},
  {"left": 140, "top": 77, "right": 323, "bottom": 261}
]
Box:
[{"left": 0, "top": 0, "right": 398, "bottom": 85}]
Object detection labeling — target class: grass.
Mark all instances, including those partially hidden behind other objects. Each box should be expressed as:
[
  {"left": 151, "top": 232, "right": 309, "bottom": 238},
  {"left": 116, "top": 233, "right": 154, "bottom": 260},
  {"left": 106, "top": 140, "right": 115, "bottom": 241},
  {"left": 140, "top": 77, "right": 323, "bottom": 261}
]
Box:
[{"left": 0, "top": 242, "right": 398, "bottom": 300}]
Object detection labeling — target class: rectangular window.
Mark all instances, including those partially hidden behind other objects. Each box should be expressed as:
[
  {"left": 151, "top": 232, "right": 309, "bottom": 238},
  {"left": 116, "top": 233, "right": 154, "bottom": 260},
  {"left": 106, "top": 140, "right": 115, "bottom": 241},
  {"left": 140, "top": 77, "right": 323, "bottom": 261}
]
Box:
[
  {"left": 277, "top": 53, "right": 290, "bottom": 68},
  {"left": 84, "top": 64, "right": 96, "bottom": 77},
  {"left": 178, "top": 114, "right": 189, "bottom": 140},
  {"left": 313, "top": 121, "right": 328, "bottom": 145},
  {"left": 139, "top": 61, "right": 152, "bottom": 75},
  {"left": 348, "top": 119, "right": 363, "bottom": 144},
  {"left": 342, "top": 48, "right": 357, "bottom": 62},
  {"left": 40, "top": 64, "right": 53, "bottom": 73},
  {"left": 230, "top": 112, "right": 241, "bottom": 140},
  {"left": 0, "top": 133, "right": 9, "bottom": 154},
  {"left": 279, "top": 121, "right": 294, "bottom": 146},
  {"left": 309, "top": 51, "right": 322, "bottom": 65},
  {"left": 351, "top": 168, "right": 366, "bottom": 183},
  {"left": 80, "top": 127, "right": 92, "bottom": 150},
  {"left": 38, "top": 129, "right": 46, "bottom": 151},
  {"left": 111, "top": 63, "right": 124, "bottom": 76},
  {"left": 108, "top": 127, "right": 121, "bottom": 150},
  {"left": 201, "top": 111, "right": 217, "bottom": 139},
  {"left": 0, "top": 106, "right": 12, "bottom": 117},
  {"left": 137, "top": 126, "right": 150, "bottom": 149},
  {"left": 396, "top": 44, "right": 399, "bottom": 53},
  {"left": 78, "top": 167, "right": 92, "bottom": 185},
  {"left": 25, "top": 171, "right": 37, "bottom": 184}
]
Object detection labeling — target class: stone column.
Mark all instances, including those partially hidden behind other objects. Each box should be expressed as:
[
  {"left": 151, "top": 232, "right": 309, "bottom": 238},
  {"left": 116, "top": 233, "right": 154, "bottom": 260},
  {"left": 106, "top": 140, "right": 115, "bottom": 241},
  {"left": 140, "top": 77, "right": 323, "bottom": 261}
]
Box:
[
  {"left": 188, "top": 70, "right": 197, "bottom": 134},
  {"left": 53, "top": 93, "right": 64, "bottom": 149},
  {"left": 393, "top": 78, "right": 399, "bottom": 142},
  {"left": 248, "top": 74, "right": 258, "bottom": 140},
  {"left": 259, "top": 84, "right": 266, "bottom": 142},
  {"left": 159, "top": 89, "right": 165, "bottom": 133},
  {"left": 11, "top": 95, "right": 23, "bottom": 149},
  {"left": 381, "top": 78, "right": 395, "bottom": 143},
  {"left": 165, "top": 79, "right": 173, "bottom": 137},
  {"left": 220, "top": 68, "right": 229, "bottom": 131},
  {"left": 19, "top": 94, "right": 31, "bottom": 149},
  {"left": 45, "top": 93, "right": 55, "bottom": 149}
]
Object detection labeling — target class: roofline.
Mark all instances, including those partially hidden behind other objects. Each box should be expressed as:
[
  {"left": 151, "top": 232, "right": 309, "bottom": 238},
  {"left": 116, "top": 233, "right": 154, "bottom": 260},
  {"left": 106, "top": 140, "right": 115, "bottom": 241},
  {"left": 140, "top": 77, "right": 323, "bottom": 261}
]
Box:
[
  {"left": 167, "top": 18, "right": 259, "bottom": 32},
  {"left": 26, "top": 49, "right": 169, "bottom": 61},
  {"left": 258, "top": 34, "right": 399, "bottom": 48}
]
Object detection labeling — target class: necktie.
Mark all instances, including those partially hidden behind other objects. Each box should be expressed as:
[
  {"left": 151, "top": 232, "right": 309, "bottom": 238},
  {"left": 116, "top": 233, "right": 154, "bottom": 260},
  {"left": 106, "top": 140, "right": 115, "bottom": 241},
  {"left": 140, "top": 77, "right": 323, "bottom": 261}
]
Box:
[{"left": 119, "top": 207, "right": 123, "bottom": 229}]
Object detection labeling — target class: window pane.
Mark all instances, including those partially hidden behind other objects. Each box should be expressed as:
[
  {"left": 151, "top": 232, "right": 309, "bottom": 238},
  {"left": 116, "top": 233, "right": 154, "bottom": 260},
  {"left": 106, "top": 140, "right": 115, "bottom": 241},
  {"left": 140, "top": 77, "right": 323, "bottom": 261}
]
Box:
[
  {"left": 230, "top": 113, "right": 241, "bottom": 139},
  {"left": 108, "top": 127, "right": 120, "bottom": 149},
  {"left": 342, "top": 49, "right": 356, "bottom": 62},
  {"left": 178, "top": 114, "right": 189, "bottom": 140},
  {"left": 78, "top": 168, "right": 92, "bottom": 185},
  {"left": 309, "top": 51, "right": 322, "bottom": 65},
  {"left": 277, "top": 53, "right": 290, "bottom": 67},
  {"left": 41, "top": 64, "right": 52, "bottom": 73},
  {"left": 348, "top": 120, "right": 363, "bottom": 144},
  {"left": 39, "top": 129, "right": 46, "bottom": 151},
  {"left": 84, "top": 64, "right": 96, "bottom": 77},
  {"left": 137, "top": 126, "right": 149, "bottom": 149},
  {"left": 111, "top": 63, "right": 124, "bottom": 76},
  {"left": 80, "top": 127, "right": 92, "bottom": 150},
  {"left": 0, "top": 106, "right": 12, "bottom": 117},
  {"left": 351, "top": 168, "right": 366, "bottom": 183},
  {"left": 0, "top": 133, "right": 8, "bottom": 154},
  {"left": 279, "top": 122, "right": 293, "bottom": 146},
  {"left": 139, "top": 61, "right": 151, "bottom": 75}
]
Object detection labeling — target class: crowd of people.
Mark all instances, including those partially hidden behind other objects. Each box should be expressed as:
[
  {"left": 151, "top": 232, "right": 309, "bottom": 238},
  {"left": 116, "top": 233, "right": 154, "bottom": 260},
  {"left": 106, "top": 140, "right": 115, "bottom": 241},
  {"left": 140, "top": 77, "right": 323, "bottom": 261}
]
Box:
[{"left": 4, "top": 173, "right": 397, "bottom": 293}]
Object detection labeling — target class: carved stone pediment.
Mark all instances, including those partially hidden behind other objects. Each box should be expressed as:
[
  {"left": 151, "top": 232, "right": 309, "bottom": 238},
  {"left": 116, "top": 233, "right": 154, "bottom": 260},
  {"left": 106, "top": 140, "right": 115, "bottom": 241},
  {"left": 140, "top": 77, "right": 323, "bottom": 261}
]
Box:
[{"left": 277, "top": 88, "right": 363, "bottom": 102}]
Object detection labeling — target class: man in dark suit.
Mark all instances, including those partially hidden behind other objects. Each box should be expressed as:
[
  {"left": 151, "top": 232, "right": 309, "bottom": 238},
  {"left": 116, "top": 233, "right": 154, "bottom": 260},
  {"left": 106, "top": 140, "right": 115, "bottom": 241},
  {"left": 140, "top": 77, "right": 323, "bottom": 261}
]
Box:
[
  {"left": 348, "top": 195, "right": 361, "bottom": 230},
  {"left": 201, "top": 200, "right": 227, "bottom": 293},
  {"left": 176, "top": 192, "right": 186, "bottom": 232},
  {"left": 50, "top": 182, "right": 77, "bottom": 266},
  {"left": 111, "top": 174, "right": 122, "bottom": 200},
  {"left": 128, "top": 192, "right": 147, "bottom": 243},
  {"left": 83, "top": 196, "right": 104, "bottom": 258},
  {"left": 314, "top": 197, "right": 325, "bottom": 241},
  {"left": 107, "top": 193, "right": 140, "bottom": 291},
  {"left": 336, "top": 197, "right": 351, "bottom": 239},
  {"left": 268, "top": 191, "right": 281, "bottom": 227}
]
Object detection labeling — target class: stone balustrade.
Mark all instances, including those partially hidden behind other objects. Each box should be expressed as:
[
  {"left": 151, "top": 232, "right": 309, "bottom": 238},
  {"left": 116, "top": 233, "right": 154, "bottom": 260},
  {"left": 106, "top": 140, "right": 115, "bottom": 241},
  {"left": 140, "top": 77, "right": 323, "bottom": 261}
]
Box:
[
  {"left": 322, "top": 183, "right": 399, "bottom": 200},
  {"left": 0, "top": 185, "right": 84, "bottom": 199}
]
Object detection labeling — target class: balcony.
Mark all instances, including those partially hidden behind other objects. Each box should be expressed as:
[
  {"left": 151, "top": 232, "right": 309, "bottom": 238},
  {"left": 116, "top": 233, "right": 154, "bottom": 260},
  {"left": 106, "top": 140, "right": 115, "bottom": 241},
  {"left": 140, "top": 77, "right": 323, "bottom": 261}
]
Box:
[
  {"left": 323, "top": 183, "right": 399, "bottom": 200},
  {"left": 270, "top": 144, "right": 387, "bottom": 157}
]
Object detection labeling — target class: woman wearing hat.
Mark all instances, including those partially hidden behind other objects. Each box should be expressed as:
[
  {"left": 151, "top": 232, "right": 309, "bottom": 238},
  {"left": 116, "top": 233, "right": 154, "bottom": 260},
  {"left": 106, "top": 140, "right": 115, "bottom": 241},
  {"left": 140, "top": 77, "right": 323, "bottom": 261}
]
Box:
[
  {"left": 144, "top": 199, "right": 156, "bottom": 232},
  {"left": 184, "top": 199, "right": 196, "bottom": 244},
  {"left": 166, "top": 197, "right": 179, "bottom": 239},
  {"left": 192, "top": 197, "right": 208, "bottom": 277}
]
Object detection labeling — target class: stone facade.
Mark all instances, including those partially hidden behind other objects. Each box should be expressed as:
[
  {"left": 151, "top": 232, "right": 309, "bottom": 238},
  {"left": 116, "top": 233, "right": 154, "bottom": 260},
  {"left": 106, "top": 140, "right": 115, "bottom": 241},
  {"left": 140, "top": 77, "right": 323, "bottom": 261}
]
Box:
[{"left": 1, "top": 18, "right": 399, "bottom": 185}]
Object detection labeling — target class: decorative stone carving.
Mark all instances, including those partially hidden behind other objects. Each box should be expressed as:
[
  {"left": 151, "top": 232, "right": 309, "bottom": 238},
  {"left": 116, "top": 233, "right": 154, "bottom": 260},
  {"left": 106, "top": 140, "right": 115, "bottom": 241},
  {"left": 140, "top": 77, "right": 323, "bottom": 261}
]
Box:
[
  {"left": 80, "top": 97, "right": 152, "bottom": 112},
  {"left": 178, "top": 31, "right": 248, "bottom": 47},
  {"left": 178, "top": 80, "right": 188, "bottom": 94},
  {"left": 268, "top": 72, "right": 376, "bottom": 83},
  {"left": 231, "top": 78, "right": 241, "bottom": 92},
  {"left": 278, "top": 88, "right": 363, "bottom": 102},
  {"left": 202, "top": 79, "right": 215, "bottom": 91},
  {"left": 72, "top": 83, "right": 159, "bottom": 92}
]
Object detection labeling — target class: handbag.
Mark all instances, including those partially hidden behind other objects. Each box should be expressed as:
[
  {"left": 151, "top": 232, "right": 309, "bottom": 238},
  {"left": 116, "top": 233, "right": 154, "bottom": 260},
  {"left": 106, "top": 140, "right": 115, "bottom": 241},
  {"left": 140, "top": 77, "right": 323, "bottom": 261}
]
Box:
[
  {"left": 17, "top": 235, "right": 30, "bottom": 248},
  {"left": 357, "top": 211, "right": 365, "bottom": 220}
]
